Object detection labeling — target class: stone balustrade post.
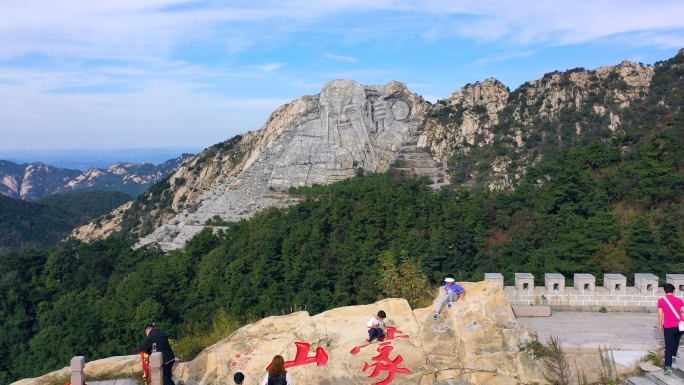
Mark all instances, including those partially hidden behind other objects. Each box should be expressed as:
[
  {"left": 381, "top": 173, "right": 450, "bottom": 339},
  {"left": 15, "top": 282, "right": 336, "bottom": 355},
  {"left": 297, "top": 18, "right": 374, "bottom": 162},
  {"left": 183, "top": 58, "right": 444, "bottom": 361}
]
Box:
[
  {"left": 634, "top": 273, "right": 658, "bottom": 294},
  {"left": 544, "top": 273, "right": 565, "bottom": 291},
  {"left": 70, "top": 356, "right": 85, "bottom": 385},
  {"left": 666, "top": 274, "right": 684, "bottom": 295},
  {"left": 501, "top": 271, "right": 683, "bottom": 310},
  {"left": 603, "top": 274, "right": 627, "bottom": 292},
  {"left": 515, "top": 273, "right": 534, "bottom": 291},
  {"left": 485, "top": 273, "right": 504, "bottom": 288},
  {"left": 149, "top": 352, "right": 163, "bottom": 385},
  {"left": 573, "top": 273, "right": 595, "bottom": 292}
]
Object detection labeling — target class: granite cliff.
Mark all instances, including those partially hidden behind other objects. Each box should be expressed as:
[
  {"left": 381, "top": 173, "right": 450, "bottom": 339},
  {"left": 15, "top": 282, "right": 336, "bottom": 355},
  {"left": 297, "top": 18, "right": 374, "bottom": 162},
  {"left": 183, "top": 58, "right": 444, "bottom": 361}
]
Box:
[{"left": 72, "top": 50, "right": 684, "bottom": 250}]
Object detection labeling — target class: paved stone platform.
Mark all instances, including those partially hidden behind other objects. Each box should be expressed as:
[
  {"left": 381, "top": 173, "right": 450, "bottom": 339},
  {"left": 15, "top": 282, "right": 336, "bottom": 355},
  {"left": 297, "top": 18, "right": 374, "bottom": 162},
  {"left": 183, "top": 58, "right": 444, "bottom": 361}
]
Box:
[
  {"left": 517, "top": 310, "right": 663, "bottom": 368},
  {"left": 87, "top": 379, "right": 138, "bottom": 385}
]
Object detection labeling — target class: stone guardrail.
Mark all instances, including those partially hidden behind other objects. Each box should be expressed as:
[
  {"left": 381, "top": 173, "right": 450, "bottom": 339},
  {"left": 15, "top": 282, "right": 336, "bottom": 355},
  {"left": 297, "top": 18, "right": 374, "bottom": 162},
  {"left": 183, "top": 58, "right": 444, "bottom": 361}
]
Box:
[
  {"left": 485, "top": 273, "right": 684, "bottom": 311},
  {"left": 69, "top": 353, "right": 163, "bottom": 385}
]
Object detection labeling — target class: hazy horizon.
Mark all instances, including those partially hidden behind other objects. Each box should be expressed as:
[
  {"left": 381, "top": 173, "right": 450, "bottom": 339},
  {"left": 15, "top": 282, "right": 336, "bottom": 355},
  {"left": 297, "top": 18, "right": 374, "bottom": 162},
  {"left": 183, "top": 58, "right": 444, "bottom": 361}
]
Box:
[{"left": 0, "top": 147, "right": 200, "bottom": 170}]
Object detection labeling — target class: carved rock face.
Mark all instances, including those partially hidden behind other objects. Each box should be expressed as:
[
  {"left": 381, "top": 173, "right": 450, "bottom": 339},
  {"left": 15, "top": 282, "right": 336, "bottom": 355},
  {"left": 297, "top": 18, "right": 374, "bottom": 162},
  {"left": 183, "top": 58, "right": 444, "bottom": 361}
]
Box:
[
  {"left": 269, "top": 79, "right": 414, "bottom": 189},
  {"left": 80, "top": 79, "right": 433, "bottom": 250}
]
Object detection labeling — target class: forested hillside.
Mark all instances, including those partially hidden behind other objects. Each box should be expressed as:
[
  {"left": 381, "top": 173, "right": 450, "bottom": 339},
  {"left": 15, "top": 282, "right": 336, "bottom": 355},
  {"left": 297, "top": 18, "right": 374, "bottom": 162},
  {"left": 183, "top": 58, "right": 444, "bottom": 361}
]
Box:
[
  {"left": 0, "top": 191, "right": 133, "bottom": 254},
  {"left": 1, "top": 108, "right": 682, "bottom": 383},
  {"left": 428, "top": 49, "right": 684, "bottom": 189}
]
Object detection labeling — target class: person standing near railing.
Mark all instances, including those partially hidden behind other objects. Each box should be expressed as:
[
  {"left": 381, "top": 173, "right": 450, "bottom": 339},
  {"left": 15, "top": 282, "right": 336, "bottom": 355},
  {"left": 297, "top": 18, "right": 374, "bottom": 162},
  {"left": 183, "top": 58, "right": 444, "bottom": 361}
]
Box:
[
  {"left": 658, "top": 283, "right": 684, "bottom": 375},
  {"left": 139, "top": 325, "right": 177, "bottom": 385}
]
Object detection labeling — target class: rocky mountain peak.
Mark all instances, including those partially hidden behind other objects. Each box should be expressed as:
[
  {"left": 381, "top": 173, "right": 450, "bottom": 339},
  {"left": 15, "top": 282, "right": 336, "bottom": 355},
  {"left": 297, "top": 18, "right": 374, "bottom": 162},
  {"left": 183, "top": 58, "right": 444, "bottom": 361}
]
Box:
[
  {"left": 117, "top": 79, "right": 434, "bottom": 250},
  {"left": 71, "top": 50, "right": 684, "bottom": 250},
  {"left": 449, "top": 77, "right": 509, "bottom": 106}
]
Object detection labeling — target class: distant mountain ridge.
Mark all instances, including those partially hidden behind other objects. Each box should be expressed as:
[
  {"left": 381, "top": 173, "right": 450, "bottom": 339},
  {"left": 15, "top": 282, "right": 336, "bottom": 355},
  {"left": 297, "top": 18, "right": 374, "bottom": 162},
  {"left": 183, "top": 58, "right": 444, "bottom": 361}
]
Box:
[
  {"left": 0, "top": 147, "right": 201, "bottom": 170},
  {"left": 0, "top": 154, "right": 194, "bottom": 200}
]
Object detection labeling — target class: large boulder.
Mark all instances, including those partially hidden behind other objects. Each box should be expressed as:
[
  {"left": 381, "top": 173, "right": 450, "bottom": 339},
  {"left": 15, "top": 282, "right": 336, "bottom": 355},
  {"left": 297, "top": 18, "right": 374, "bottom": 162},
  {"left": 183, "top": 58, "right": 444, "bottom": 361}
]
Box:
[
  {"left": 12, "top": 281, "right": 544, "bottom": 385},
  {"left": 175, "top": 280, "right": 544, "bottom": 384}
]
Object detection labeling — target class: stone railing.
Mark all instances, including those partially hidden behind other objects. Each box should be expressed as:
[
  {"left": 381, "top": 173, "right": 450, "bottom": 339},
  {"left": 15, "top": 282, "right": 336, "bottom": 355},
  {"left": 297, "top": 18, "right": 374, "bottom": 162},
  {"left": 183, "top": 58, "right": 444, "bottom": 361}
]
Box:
[
  {"left": 69, "top": 353, "right": 164, "bottom": 385},
  {"left": 485, "top": 273, "right": 684, "bottom": 311}
]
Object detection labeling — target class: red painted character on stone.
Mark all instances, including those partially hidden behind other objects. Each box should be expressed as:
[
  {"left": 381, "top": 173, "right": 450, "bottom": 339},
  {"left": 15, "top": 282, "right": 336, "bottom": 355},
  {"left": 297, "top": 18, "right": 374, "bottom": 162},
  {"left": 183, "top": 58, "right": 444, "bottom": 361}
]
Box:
[
  {"left": 232, "top": 348, "right": 254, "bottom": 370},
  {"left": 350, "top": 326, "right": 411, "bottom": 384},
  {"left": 350, "top": 326, "right": 409, "bottom": 355},
  {"left": 362, "top": 343, "right": 411, "bottom": 385},
  {"left": 266, "top": 342, "right": 329, "bottom": 370}
]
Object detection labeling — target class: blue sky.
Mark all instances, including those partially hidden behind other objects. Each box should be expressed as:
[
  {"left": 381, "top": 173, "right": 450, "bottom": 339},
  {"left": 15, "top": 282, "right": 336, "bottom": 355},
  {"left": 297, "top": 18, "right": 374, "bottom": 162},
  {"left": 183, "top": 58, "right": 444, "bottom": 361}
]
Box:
[{"left": 1, "top": 0, "right": 683, "bottom": 152}]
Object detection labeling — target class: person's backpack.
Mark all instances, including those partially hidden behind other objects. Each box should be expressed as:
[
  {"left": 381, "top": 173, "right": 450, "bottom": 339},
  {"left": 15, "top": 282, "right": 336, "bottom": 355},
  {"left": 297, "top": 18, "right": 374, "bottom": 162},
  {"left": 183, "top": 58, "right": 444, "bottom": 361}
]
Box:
[{"left": 267, "top": 374, "right": 287, "bottom": 385}]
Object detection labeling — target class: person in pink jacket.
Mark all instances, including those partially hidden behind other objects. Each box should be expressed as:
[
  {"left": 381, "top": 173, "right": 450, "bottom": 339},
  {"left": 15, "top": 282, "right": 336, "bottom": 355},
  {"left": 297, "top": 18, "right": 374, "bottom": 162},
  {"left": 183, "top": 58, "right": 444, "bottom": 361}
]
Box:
[{"left": 658, "top": 283, "right": 684, "bottom": 375}]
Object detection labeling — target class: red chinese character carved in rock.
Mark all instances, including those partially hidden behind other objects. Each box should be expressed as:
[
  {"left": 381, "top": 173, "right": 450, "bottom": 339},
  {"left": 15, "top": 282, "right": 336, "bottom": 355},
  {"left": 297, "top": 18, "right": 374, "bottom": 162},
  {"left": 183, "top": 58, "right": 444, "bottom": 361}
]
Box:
[
  {"left": 232, "top": 348, "right": 255, "bottom": 369},
  {"left": 266, "top": 342, "right": 329, "bottom": 370},
  {"left": 349, "top": 326, "right": 410, "bottom": 355},
  {"left": 361, "top": 343, "right": 411, "bottom": 385}
]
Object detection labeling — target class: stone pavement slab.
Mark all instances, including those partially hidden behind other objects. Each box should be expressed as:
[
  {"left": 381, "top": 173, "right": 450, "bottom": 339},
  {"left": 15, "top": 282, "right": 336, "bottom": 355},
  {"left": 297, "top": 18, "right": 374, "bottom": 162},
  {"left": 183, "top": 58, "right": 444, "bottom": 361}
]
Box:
[
  {"left": 517, "top": 311, "right": 661, "bottom": 350},
  {"left": 628, "top": 377, "right": 658, "bottom": 385},
  {"left": 87, "top": 379, "right": 138, "bottom": 385},
  {"left": 517, "top": 311, "right": 663, "bottom": 367},
  {"left": 647, "top": 371, "right": 684, "bottom": 385},
  {"left": 512, "top": 305, "right": 551, "bottom": 317}
]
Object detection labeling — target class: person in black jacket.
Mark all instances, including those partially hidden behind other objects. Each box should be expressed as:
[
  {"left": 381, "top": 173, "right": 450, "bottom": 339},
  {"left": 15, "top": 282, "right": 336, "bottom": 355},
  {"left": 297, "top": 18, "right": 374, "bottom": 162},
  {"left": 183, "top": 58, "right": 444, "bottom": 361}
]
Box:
[
  {"left": 139, "top": 325, "right": 176, "bottom": 385},
  {"left": 259, "top": 355, "right": 293, "bottom": 385}
]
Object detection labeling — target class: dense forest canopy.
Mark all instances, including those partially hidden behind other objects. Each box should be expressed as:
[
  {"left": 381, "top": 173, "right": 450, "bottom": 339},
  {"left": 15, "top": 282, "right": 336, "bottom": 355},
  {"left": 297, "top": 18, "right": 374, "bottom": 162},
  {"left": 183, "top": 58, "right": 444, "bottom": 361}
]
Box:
[
  {"left": 0, "top": 191, "right": 132, "bottom": 255},
  {"left": 1, "top": 107, "right": 683, "bottom": 383}
]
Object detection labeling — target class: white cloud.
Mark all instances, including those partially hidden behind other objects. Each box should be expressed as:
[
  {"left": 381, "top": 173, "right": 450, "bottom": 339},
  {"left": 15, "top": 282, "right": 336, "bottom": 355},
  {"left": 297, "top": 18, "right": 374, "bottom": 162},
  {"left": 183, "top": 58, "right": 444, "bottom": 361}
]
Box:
[
  {"left": 472, "top": 51, "right": 535, "bottom": 67},
  {"left": 249, "top": 63, "right": 284, "bottom": 72},
  {"left": 1, "top": 0, "right": 680, "bottom": 64},
  {"left": 323, "top": 54, "right": 357, "bottom": 62},
  {"left": 439, "top": 0, "right": 684, "bottom": 48},
  {"left": 2, "top": 0, "right": 683, "bottom": 150}
]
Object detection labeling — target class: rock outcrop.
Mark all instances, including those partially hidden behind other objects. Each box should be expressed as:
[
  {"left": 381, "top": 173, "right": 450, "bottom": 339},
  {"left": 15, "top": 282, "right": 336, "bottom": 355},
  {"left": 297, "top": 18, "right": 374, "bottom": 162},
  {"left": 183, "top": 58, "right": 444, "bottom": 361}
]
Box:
[
  {"left": 78, "top": 79, "right": 437, "bottom": 250},
  {"left": 13, "top": 281, "right": 544, "bottom": 385},
  {"left": 71, "top": 50, "right": 684, "bottom": 250}
]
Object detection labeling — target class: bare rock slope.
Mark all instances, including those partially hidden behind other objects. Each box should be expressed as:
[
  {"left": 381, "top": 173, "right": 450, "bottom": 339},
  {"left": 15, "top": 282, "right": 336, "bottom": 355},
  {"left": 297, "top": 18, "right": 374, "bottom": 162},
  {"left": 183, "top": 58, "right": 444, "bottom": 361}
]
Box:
[
  {"left": 73, "top": 79, "right": 443, "bottom": 250},
  {"left": 72, "top": 50, "right": 684, "bottom": 250}
]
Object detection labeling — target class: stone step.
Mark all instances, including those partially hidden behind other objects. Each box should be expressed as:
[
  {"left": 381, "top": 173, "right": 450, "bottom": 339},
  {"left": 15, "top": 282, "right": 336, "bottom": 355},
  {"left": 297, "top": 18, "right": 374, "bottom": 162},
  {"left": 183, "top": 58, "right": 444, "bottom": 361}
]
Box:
[
  {"left": 675, "top": 367, "right": 684, "bottom": 380},
  {"left": 628, "top": 377, "right": 658, "bottom": 385},
  {"left": 412, "top": 160, "right": 440, "bottom": 168},
  {"left": 647, "top": 371, "right": 684, "bottom": 385},
  {"left": 399, "top": 146, "right": 418, "bottom": 154},
  {"left": 412, "top": 167, "right": 445, "bottom": 175},
  {"left": 393, "top": 167, "right": 441, "bottom": 175},
  {"left": 403, "top": 152, "right": 433, "bottom": 160},
  {"left": 404, "top": 136, "right": 420, "bottom": 145}
]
